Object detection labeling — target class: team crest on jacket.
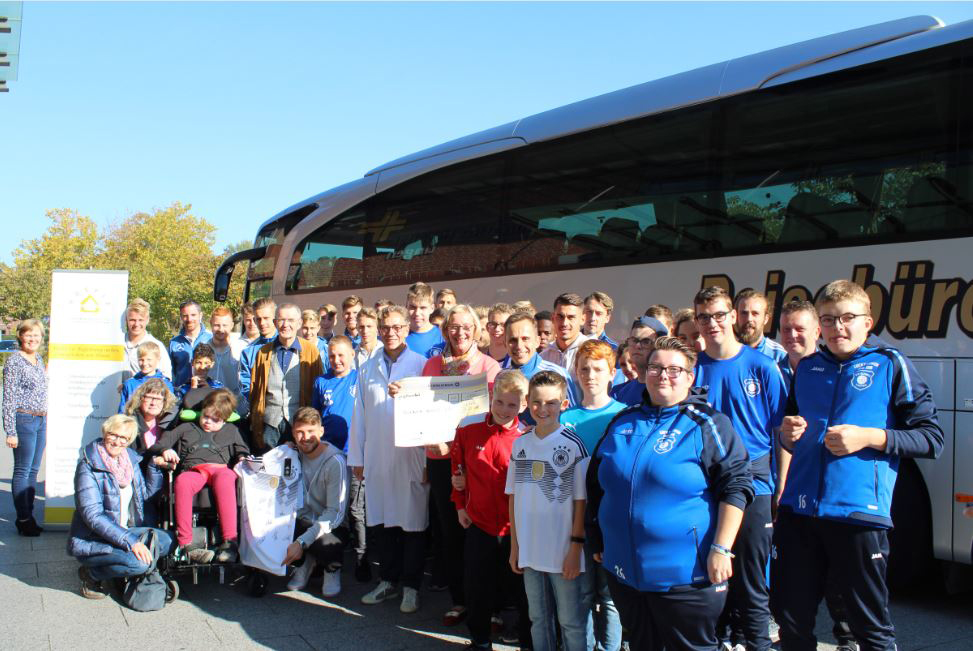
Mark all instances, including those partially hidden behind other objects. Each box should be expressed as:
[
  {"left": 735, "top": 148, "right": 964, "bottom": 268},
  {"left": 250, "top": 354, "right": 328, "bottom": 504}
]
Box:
[
  {"left": 653, "top": 429, "right": 680, "bottom": 454},
  {"left": 743, "top": 378, "right": 761, "bottom": 398},
  {"left": 851, "top": 367, "right": 874, "bottom": 391}
]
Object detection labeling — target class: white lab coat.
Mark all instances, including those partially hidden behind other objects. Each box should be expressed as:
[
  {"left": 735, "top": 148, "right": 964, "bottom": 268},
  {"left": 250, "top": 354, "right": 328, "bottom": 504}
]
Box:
[{"left": 347, "top": 346, "right": 429, "bottom": 532}]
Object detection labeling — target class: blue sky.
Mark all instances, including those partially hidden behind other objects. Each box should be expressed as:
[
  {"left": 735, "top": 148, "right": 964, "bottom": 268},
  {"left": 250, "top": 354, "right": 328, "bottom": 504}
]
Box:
[{"left": 2, "top": 1, "right": 971, "bottom": 263}]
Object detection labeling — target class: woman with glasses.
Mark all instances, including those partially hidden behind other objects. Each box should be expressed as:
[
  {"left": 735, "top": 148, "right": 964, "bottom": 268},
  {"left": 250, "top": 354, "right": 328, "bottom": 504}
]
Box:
[
  {"left": 585, "top": 337, "right": 753, "bottom": 651},
  {"left": 421, "top": 304, "right": 501, "bottom": 626},
  {"left": 123, "top": 378, "right": 179, "bottom": 526},
  {"left": 3, "top": 319, "right": 49, "bottom": 537},
  {"left": 482, "top": 303, "right": 514, "bottom": 362},
  {"left": 69, "top": 414, "right": 174, "bottom": 601}
]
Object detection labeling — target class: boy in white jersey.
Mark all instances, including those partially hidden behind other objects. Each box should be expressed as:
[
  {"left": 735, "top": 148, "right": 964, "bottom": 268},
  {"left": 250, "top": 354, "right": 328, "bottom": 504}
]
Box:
[{"left": 507, "top": 370, "right": 588, "bottom": 651}]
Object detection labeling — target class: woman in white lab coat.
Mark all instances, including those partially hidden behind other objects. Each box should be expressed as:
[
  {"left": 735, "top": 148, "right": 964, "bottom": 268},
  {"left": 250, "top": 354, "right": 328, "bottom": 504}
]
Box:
[{"left": 348, "top": 305, "right": 429, "bottom": 613}]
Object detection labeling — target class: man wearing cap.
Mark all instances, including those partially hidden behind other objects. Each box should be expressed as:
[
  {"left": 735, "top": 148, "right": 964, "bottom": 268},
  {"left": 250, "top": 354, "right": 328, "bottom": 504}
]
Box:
[{"left": 609, "top": 316, "right": 669, "bottom": 406}]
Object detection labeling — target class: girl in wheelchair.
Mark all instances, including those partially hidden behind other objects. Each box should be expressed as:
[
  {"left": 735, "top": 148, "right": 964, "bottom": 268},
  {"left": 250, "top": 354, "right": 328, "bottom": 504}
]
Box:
[{"left": 148, "top": 388, "right": 248, "bottom": 564}]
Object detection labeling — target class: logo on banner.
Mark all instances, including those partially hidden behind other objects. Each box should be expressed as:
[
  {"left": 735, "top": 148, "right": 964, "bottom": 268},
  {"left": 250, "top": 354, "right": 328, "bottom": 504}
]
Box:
[
  {"left": 653, "top": 429, "right": 680, "bottom": 454},
  {"left": 851, "top": 368, "right": 874, "bottom": 391},
  {"left": 80, "top": 295, "right": 100, "bottom": 313},
  {"left": 743, "top": 378, "right": 761, "bottom": 398}
]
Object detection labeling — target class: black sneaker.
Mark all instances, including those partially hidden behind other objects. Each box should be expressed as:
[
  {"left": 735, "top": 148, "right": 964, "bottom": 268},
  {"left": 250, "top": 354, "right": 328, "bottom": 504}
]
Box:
[
  {"left": 78, "top": 566, "right": 108, "bottom": 600},
  {"left": 355, "top": 557, "right": 372, "bottom": 583}
]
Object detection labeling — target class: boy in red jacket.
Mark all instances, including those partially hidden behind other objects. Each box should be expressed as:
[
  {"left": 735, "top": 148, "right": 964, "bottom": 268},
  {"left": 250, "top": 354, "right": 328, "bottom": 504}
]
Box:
[{"left": 452, "top": 369, "right": 533, "bottom": 650}]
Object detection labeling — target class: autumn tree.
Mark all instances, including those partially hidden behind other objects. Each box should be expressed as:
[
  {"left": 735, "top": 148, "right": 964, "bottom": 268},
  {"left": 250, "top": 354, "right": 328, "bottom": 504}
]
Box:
[{"left": 0, "top": 203, "right": 249, "bottom": 342}]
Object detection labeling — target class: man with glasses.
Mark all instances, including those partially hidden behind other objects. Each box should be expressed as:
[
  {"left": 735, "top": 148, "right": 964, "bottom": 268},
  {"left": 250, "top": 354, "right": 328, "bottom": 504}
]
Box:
[
  {"left": 610, "top": 316, "right": 669, "bottom": 406},
  {"left": 773, "top": 281, "right": 942, "bottom": 651},
  {"left": 692, "top": 286, "right": 787, "bottom": 651},
  {"left": 349, "top": 305, "right": 429, "bottom": 614},
  {"left": 247, "top": 304, "right": 324, "bottom": 451}
]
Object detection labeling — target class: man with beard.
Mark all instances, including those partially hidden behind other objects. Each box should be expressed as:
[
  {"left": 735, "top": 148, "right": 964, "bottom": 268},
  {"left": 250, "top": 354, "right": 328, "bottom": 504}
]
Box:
[
  {"left": 735, "top": 290, "right": 787, "bottom": 364},
  {"left": 282, "top": 407, "right": 349, "bottom": 598}
]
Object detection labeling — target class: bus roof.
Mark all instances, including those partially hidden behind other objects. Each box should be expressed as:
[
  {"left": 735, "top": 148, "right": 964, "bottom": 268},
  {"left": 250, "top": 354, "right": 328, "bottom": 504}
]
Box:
[
  {"left": 365, "top": 15, "right": 953, "bottom": 177},
  {"left": 257, "top": 14, "right": 972, "bottom": 237}
]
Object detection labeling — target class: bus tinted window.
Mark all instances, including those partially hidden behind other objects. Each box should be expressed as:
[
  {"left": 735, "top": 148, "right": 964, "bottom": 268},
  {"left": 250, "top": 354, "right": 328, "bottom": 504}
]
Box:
[
  {"left": 289, "top": 41, "right": 971, "bottom": 293},
  {"left": 291, "top": 162, "right": 505, "bottom": 291}
]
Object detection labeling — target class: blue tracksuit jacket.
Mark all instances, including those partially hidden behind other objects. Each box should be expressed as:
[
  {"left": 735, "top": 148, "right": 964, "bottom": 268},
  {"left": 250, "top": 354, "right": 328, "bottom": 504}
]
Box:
[
  {"left": 780, "top": 336, "right": 943, "bottom": 528},
  {"left": 585, "top": 393, "right": 753, "bottom": 592}
]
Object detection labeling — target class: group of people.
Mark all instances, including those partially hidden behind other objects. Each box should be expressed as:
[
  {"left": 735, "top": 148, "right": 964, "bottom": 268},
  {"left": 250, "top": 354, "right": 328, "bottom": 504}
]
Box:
[{"left": 1, "top": 277, "right": 944, "bottom": 651}]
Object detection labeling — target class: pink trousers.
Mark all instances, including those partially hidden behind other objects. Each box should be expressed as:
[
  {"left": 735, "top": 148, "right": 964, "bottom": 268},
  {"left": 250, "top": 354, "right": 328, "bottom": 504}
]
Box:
[{"left": 173, "top": 463, "right": 238, "bottom": 547}]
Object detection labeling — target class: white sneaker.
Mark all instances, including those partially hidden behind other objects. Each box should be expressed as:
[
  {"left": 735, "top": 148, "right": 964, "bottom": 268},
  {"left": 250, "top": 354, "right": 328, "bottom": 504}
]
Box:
[
  {"left": 322, "top": 568, "right": 341, "bottom": 597},
  {"left": 399, "top": 586, "right": 419, "bottom": 613},
  {"left": 287, "top": 557, "right": 317, "bottom": 591},
  {"left": 361, "top": 580, "right": 399, "bottom": 605}
]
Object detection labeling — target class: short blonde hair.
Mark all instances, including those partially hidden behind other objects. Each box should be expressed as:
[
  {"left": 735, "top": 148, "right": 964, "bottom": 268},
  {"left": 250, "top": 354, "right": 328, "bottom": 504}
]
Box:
[
  {"left": 302, "top": 309, "right": 320, "bottom": 325},
  {"left": 816, "top": 279, "right": 871, "bottom": 312},
  {"left": 136, "top": 341, "right": 161, "bottom": 360},
  {"left": 17, "top": 319, "right": 45, "bottom": 345},
  {"left": 102, "top": 414, "right": 139, "bottom": 445},
  {"left": 493, "top": 369, "right": 529, "bottom": 398},
  {"left": 407, "top": 282, "right": 434, "bottom": 303},
  {"left": 126, "top": 298, "right": 151, "bottom": 318}
]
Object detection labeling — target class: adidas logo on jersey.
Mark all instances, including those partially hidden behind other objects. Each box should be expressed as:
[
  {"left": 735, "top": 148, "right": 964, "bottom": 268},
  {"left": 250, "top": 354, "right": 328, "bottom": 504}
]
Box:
[{"left": 516, "top": 449, "right": 527, "bottom": 459}]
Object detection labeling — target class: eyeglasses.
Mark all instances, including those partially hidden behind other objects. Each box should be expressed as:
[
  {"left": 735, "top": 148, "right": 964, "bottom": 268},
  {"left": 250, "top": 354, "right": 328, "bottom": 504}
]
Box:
[
  {"left": 628, "top": 336, "right": 656, "bottom": 348},
  {"left": 447, "top": 324, "right": 475, "bottom": 333},
  {"left": 695, "top": 311, "right": 729, "bottom": 325},
  {"left": 819, "top": 313, "right": 869, "bottom": 327},
  {"left": 486, "top": 321, "right": 505, "bottom": 330},
  {"left": 646, "top": 364, "right": 691, "bottom": 379},
  {"left": 104, "top": 433, "right": 129, "bottom": 443},
  {"left": 379, "top": 324, "right": 409, "bottom": 334},
  {"left": 142, "top": 395, "right": 165, "bottom": 404}
]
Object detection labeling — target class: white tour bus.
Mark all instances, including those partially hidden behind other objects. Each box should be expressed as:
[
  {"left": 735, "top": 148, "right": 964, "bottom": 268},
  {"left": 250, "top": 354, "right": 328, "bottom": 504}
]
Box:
[{"left": 215, "top": 15, "right": 973, "bottom": 587}]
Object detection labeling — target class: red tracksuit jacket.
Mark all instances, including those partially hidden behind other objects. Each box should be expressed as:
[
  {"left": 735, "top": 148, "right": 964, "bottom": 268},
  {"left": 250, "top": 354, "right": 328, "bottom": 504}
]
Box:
[{"left": 450, "top": 415, "right": 524, "bottom": 537}]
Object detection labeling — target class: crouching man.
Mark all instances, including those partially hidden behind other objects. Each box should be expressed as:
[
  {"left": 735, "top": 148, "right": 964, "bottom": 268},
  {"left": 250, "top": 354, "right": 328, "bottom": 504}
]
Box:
[{"left": 282, "top": 407, "right": 350, "bottom": 597}]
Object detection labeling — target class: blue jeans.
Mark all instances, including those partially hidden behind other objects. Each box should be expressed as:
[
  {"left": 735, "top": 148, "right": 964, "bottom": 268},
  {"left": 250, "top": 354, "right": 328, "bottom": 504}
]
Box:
[
  {"left": 582, "top": 545, "right": 623, "bottom": 651},
  {"left": 523, "top": 567, "right": 587, "bottom": 651},
  {"left": 11, "top": 413, "right": 46, "bottom": 521},
  {"left": 79, "top": 527, "right": 174, "bottom": 581}
]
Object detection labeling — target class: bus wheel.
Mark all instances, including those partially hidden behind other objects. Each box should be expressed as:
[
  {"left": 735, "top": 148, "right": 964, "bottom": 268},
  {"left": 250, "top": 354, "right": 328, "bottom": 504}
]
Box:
[{"left": 887, "top": 460, "right": 935, "bottom": 593}]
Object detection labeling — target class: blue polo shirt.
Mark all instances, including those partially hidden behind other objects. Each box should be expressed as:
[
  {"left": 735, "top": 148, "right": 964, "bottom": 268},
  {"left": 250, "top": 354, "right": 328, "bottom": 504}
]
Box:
[
  {"left": 406, "top": 327, "right": 445, "bottom": 358},
  {"left": 311, "top": 370, "right": 358, "bottom": 453},
  {"left": 610, "top": 379, "right": 646, "bottom": 407},
  {"left": 693, "top": 345, "right": 787, "bottom": 495}
]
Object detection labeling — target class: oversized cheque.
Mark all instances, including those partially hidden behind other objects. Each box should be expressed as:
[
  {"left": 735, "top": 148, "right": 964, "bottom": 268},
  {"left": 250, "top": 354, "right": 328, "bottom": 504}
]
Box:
[{"left": 394, "top": 372, "right": 490, "bottom": 447}]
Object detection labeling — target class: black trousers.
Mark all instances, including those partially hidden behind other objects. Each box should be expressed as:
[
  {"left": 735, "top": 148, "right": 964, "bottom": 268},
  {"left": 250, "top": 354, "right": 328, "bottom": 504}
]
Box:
[
  {"left": 378, "top": 525, "right": 426, "bottom": 590},
  {"left": 464, "top": 523, "right": 531, "bottom": 647},
  {"left": 718, "top": 493, "right": 773, "bottom": 651},
  {"left": 771, "top": 510, "right": 895, "bottom": 651},
  {"left": 607, "top": 573, "right": 727, "bottom": 651},
  {"left": 294, "top": 519, "right": 348, "bottom": 570},
  {"left": 347, "top": 471, "right": 370, "bottom": 562},
  {"left": 428, "top": 457, "right": 466, "bottom": 606}
]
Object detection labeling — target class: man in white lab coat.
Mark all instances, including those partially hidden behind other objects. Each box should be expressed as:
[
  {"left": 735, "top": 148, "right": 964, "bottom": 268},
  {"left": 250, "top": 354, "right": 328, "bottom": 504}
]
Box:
[{"left": 348, "top": 305, "right": 429, "bottom": 615}]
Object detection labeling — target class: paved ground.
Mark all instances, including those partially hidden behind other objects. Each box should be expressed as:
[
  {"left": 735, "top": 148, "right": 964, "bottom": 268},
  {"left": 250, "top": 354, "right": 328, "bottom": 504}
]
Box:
[{"left": 1, "top": 455, "right": 971, "bottom": 650}]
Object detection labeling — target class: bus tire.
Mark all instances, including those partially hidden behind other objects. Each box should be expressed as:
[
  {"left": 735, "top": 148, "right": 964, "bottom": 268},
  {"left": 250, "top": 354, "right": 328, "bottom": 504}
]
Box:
[{"left": 887, "top": 460, "right": 934, "bottom": 593}]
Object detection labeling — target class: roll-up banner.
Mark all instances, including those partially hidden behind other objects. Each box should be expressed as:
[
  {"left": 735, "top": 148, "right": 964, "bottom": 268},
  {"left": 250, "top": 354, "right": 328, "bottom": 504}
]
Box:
[{"left": 44, "top": 270, "right": 129, "bottom": 526}]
